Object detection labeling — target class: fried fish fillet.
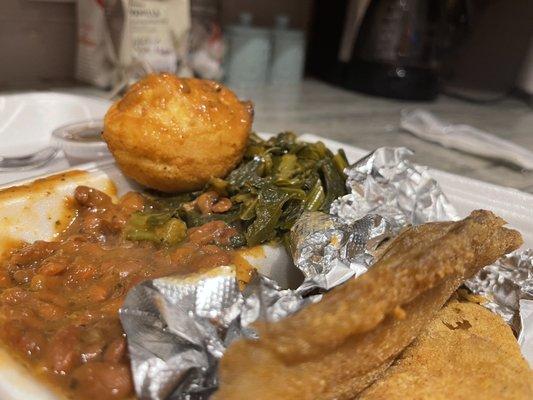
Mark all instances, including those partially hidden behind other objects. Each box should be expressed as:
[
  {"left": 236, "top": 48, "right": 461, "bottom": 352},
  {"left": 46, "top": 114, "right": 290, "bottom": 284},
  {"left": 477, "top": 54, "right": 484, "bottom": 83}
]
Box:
[
  {"left": 213, "top": 211, "right": 522, "bottom": 400},
  {"left": 358, "top": 299, "right": 533, "bottom": 400}
]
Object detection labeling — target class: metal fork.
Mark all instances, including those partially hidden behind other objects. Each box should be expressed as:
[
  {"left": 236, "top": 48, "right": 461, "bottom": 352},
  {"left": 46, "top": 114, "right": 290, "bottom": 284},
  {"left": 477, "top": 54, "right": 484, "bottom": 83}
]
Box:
[{"left": 0, "top": 147, "right": 59, "bottom": 171}]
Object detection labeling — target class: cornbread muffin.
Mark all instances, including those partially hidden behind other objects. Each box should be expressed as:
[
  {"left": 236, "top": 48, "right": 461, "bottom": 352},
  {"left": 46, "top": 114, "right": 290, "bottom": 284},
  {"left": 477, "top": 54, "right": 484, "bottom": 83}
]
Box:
[{"left": 103, "top": 73, "right": 253, "bottom": 192}]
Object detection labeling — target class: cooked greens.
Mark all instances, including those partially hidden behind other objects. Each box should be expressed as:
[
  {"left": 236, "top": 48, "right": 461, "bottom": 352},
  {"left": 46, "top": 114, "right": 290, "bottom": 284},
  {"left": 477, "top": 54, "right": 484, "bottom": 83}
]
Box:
[
  {"left": 124, "top": 211, "right": 187, "bottom": 245},
  {"left": 124, "top": 132, "right": 348, "bottom": 247}
]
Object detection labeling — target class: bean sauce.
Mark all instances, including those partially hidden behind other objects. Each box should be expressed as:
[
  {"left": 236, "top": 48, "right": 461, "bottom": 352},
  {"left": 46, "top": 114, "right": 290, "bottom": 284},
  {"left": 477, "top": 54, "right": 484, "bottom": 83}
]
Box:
[{"left": 0, "top": 186, "right": 245, "bottom": 400}]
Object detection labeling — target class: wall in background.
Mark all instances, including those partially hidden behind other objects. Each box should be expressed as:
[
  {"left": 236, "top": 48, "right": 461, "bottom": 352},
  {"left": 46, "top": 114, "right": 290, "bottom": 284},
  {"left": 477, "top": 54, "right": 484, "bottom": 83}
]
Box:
[
  {"left": 0, "top": 0, "right": 313, "bottom": 89},
  {"left": 0, "top": 0, "right": 76, "bottom": 89},
  {"left": 441, "top": 0, "right": 533, "bottom": 99},
  {"left": 0, "top": 0, "right": 530, "bottom": 93}
]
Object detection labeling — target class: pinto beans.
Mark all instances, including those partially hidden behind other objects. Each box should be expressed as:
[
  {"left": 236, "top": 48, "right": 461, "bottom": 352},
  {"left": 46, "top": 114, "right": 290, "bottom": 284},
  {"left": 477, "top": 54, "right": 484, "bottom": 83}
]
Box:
[
  {"left": 188, "top": 220, "right": 236, "bottom": 245},
  {"left": 103, "top": 337, "right": 127, "bottom": 363},
  {"left": 34, "top": 300, "right": 65, "bottom": 321},
  {"left": 211, "top": 197, "right": 232, "bottom": 213},
  {"left": 39, "top": 259, "right": 68, "bottom": 276},
  {"left": 119, "top": 192, "right": 145, "bottom": 215},
  {"left": 0, "top": 184, "right": 245, "bottom": 400},
  {"left": 74, "top": 186, "right": 112, "bottom": 209},
  {"left": 12, "top": 269, "right": 33, "bottom": 284},
  {"left": 196, "top": 191, "right": 219, "bottom": 214},
  {"left": 195, "top": 191, "right": 232, "bottom": 214},
  {"left": 81, "top": 214, "right": 102, "bottom": 236},
  {"left": 8, "top": 241, "right": 59, "bottom": 267},
  {"left": 71, "top": 362, "right": 133, "bottom": 400},
  {"left": 45, "top": 326, "right": 81, "bottom": 374},
  {"left": 86, "top": 284, "right": 112, "bottom": 303},
  {"left": 170, "top": 243, "right": 199, "bottom": 265}
]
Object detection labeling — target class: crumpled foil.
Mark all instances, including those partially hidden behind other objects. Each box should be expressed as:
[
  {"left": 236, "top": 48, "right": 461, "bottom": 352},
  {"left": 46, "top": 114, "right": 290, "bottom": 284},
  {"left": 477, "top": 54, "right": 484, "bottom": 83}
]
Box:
[
  {"left": 120, "top": 265, "right": 242, "bottom": 400},
  {"left": 466, "top": 249, "right": 533, "bottom": 331},
  {"left": 120, "top": 266, "right": 323, "bottom": 399},
  {"left": 290, "top": 212, "right": 391, "bottom": 291},
  {"left": 120, "top": 146, "right": 533, "bottom": 399},
  {"left": 330, "top": 147, "right": 458, "bottom": 230},
  {"left": 518, "top": 299, "right": 533, "bottom": 363}
]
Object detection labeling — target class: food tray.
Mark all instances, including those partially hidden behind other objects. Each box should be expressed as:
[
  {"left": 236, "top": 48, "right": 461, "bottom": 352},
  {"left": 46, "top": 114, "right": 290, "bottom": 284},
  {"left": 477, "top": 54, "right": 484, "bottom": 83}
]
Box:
[
  {"left": 0, "top": 92, "right": 112, "bottom": 186},
  {"left": 0, "top": 133, "right": 532, "bottom": 399}
]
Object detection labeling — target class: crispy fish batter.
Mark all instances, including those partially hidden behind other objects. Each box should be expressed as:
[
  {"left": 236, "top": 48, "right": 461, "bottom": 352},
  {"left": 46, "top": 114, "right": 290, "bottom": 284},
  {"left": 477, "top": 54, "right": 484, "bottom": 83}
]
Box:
[
  {"left": 358, "top": 299, "right": 533, "bottom": 399},
  {"left": 213, "top": 210, "right": 522, "bottom": 400}
]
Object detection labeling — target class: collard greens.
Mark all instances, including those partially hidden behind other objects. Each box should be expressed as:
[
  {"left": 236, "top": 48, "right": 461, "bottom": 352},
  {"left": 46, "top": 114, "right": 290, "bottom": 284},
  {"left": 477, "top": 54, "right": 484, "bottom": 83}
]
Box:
[{"left": 125, "top": 133, "right": 348, "bottom": 247}]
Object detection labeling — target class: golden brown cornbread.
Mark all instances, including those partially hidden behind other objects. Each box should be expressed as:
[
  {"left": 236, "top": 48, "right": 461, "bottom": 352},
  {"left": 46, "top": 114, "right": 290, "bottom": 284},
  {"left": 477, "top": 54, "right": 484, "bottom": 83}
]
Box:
[{"left": 103, "top": 73, "right": 253, "bottom": 192}]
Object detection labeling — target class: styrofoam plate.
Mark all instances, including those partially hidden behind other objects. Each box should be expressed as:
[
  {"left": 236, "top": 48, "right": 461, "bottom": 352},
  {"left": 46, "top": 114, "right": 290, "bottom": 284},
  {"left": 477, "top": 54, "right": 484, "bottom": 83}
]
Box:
[
  {"left": 0, "top": 92, "right": 112, "bottom": 185},
  {"left": 0, "top": 133, "right": 532, "bottom": 399}
]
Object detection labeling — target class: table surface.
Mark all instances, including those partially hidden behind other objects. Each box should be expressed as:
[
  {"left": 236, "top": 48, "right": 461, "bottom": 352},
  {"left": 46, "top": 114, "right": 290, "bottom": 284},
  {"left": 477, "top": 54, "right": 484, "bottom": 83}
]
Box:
[{"left": 25, "top": 79, "right": 533, "bottom": 194}]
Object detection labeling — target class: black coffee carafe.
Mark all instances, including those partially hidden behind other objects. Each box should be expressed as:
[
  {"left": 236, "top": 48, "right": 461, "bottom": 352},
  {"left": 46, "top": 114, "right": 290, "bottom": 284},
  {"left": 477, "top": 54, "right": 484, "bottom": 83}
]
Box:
[{"left": 346, "top": 0, "right": 441, "bottom": 100}]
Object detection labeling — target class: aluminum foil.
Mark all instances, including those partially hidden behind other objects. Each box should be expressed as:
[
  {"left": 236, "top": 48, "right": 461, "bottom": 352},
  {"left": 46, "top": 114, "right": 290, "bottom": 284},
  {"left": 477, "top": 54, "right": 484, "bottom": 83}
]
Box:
[
  {"left": 330, "top": 147, "right": 458, "bottom": 230},
  {"left": 120, "top": 265, "right": 242, "bottom": 399},
  {"left": 121, "top": 146, "right": 533, "bottom": 399},
  {"left": 121, "top": 267, "right": 322, "bottom": 399},
  {"left": 466, "top": 249, "right": 533, "bottom": 331},
  {"left": 464, "top": 248, "right": 533, "bottom": 368},
  {"left": 290, "top": 212, "right": 391, "bottom": 291},
  {"left": 518, "top": 299, "right": 533, "bottom": 364},
  {"left": 330, "top": 147, "right": 533, "bottom": 348}
]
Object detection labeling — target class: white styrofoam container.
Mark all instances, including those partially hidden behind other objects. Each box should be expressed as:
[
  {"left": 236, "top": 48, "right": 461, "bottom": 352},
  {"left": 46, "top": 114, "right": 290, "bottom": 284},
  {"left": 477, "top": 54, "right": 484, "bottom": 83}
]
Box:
[
  {"left": 0, "top": 153, "right": 297, "bottom": 400},
  {"left": 0, "top": 92, "right": 112, "bottom": 186},
  {"left": 0, "top": 134, "right": 532, "bottom": 399}
]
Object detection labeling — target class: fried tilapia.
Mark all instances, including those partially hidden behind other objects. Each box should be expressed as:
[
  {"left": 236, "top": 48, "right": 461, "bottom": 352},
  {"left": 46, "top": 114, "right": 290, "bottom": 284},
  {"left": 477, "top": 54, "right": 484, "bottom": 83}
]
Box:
[
  {"left": 213, "top": 210, "right": 522, "bottom": 400},
  {"left": 358, "top": 299, "right": 533, "bottom": 399}
]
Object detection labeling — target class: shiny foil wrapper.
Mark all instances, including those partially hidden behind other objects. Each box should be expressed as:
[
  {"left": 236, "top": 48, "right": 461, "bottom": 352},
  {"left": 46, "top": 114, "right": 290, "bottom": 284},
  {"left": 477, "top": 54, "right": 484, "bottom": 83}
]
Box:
[
  {"left": 119, "top": 265, "right": 242, "bottom": 399},
  {"left": 330, "top": 147, "right": 458, "bottom": 230},
  {"left": 290, "top": 212, "right": 391, "bottom": 291},
  {"left": 466, "top": 250, "right": 533, "bottom": 331},
  {"left": 465, "top": 249, "right": 533, "bottom": 366},
  {"left": 121, "top": 147, "right": 533, "bottom": 399},
  {"left": 120, "top": 267, "right": 321, "bottom": 399}
]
